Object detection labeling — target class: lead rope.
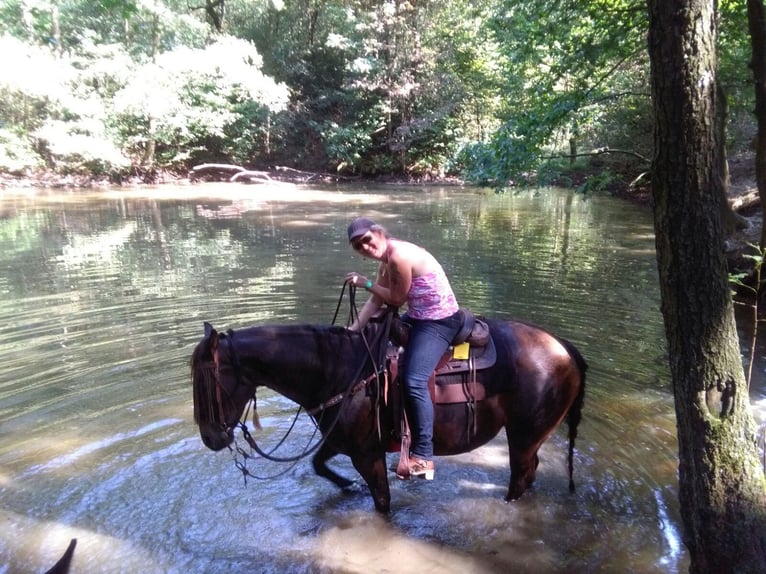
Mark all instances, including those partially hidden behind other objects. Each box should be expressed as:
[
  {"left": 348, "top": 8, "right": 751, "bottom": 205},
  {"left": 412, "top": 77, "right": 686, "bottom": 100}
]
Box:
[
  {"left": 231, "top": 282, "right": 391, "bottom": 480},
  {"left": 232, "top": 400, "right": 314, "bottom": 482},
  {"left": 334, "top": 278, "right": 391, "bottom": 442}
]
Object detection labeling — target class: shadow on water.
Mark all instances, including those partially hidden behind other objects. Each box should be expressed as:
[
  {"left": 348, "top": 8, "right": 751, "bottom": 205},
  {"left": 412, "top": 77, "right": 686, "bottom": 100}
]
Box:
[{"left": 0, "top": 183, "right": 737, "bottom": 572}]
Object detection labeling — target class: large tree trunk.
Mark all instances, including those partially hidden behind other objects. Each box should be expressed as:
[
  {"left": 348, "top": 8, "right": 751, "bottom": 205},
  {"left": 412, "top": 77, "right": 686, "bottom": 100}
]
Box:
[
  {"left": 748, "top": 0, "right": 766, "bottom": 248},
  {"left": 647, "top": 1, "right": 766, "bottom": 573}
]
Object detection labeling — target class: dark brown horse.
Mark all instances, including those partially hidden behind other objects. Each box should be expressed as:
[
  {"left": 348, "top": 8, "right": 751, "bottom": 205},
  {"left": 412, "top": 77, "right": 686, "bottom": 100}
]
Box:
[{"left": 191, "top": 312, "right": 586, "bottom": 512}]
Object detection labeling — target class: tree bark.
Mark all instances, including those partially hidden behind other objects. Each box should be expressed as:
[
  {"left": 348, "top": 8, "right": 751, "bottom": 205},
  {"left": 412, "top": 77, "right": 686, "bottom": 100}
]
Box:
[{"left": 647, "top": 1, "right": 766, "bottom": 572}]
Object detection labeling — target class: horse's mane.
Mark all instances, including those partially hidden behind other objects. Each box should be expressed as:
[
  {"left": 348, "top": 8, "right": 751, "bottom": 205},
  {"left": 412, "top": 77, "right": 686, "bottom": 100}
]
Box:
[{"left": 190, "top": 340, "right": 219, "bottom": 425}]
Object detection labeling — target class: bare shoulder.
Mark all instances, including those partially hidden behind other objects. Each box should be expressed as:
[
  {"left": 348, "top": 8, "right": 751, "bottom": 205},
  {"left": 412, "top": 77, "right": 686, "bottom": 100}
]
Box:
[
  {"left": 389, "top": 239, "right": 424, "bottom": 260},
  {"left": 388, "top": 239, "right": 436, "bottom": 275}
]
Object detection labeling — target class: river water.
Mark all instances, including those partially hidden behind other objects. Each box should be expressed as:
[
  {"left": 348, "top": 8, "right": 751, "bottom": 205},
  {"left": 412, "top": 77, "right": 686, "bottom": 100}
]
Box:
[{"left": 0, "top": 182, "right": 764, "bottom": 573}]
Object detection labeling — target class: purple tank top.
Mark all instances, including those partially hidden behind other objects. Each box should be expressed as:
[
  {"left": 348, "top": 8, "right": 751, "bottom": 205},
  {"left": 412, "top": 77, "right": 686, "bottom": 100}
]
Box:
[{"left": 407, "top": 266, "right": 459, "bottom": 320}]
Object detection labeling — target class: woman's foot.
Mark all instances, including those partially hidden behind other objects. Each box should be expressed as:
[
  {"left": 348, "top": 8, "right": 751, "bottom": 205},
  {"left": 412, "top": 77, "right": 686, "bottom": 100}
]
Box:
[{"left": 396, "top": 456, "right": 434, "bottom": 480}]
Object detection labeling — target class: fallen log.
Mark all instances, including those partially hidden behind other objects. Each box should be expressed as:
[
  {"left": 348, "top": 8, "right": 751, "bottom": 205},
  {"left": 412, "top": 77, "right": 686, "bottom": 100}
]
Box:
[
  {"left": 230, "top": 170, "right": 273, "bottom": 183},
  {"left": 190, "top": 163, "right": 274, "bottom": 183},
  {"left": 190, "top": 163, "right": 245, "bottom": 175}
]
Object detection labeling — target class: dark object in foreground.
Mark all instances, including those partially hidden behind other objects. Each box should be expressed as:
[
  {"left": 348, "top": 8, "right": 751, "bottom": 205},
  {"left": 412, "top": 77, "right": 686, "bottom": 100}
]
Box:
[
  {"left": 191, "top": 311, "right": 587, "bottom": 512},
  {"left": 44, "top": 539, "right": 77, "bottom": 574}
]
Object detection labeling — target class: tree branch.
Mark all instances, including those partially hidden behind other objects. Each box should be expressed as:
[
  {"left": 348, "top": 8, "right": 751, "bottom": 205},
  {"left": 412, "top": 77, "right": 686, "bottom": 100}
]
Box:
[{"left": 542, "top": 147, "right": 651, "bottom": 163}]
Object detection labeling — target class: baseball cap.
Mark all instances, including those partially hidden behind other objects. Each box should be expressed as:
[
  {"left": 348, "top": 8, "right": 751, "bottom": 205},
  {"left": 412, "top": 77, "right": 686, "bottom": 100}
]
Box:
[{"left": 347, "top": 217, "right": 377, "bottom": 242}]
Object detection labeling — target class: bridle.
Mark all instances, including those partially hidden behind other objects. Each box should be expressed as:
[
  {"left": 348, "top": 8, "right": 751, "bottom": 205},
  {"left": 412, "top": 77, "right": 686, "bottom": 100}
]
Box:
[
  {"left": 210, "top": 286, "right": 394, "bottom": 482},
  {"left": 214, "top": 329, "right": 245, "bottom": 434}
]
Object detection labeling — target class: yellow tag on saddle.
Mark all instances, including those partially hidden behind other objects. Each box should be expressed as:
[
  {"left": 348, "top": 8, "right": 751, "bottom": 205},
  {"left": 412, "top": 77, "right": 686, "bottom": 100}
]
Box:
[{"left": 453, "top": 342, "right": 470, "bottom": 360}]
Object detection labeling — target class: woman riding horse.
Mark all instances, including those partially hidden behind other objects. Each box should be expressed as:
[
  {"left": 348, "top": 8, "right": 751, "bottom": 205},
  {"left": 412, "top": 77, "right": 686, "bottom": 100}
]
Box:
[
  {"left": 345, "top": 217, "right": 461, "bottom": 480},
  {"left": 191, "top": 315, "right": 587, "bottom": 513}
]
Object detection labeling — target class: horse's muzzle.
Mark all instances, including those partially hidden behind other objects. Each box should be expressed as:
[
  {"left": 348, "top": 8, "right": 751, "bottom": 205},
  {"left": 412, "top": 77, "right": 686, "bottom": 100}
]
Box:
[{"left": 200, "top": 427, "right": 233, "bottom": 451}]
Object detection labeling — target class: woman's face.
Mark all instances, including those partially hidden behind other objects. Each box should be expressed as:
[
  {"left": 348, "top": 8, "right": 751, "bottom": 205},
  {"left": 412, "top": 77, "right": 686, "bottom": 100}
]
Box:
[{"left": 351, "top": 230, "right": 385, "bottom": 259}]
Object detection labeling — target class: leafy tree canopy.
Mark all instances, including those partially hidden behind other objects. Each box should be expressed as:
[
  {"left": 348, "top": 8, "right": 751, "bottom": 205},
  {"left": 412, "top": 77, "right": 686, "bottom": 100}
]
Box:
[{"left": 0, "top": 0, "right": 756, "bottom": 183}]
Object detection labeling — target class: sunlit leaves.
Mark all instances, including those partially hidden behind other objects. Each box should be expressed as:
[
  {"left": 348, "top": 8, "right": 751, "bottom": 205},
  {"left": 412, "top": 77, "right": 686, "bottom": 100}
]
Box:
[
  {"left": 0, "top": 33, "right": 130, "bottom": 171},
  {"left": 458, "top": 0, "right": 651, "bottom": 185},
  {"left": 112, "top": 36, "right": 288, "bottom": 163},
  {"left": 0, "top": 35, "right": 71, "bottom": 103}
]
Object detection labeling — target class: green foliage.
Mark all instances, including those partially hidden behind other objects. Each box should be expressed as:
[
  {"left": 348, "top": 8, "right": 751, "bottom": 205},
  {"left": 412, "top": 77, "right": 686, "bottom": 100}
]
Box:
[
  {"left": 452, "top": 142, "right": 502, "bottom": 185},
  {"left": 37, "top": 119, "right": 130, "bottom": 174},
  {"left": 719, "top": 0, "right": 757, "bottom": 150},
  {"left": 0, "top": 33, "right": 132, "bottom": 173},
  {"left": 0, "top": 0, "right": 757, "bottom": 181},
  {"left": 729, "top": 243, "right": 766, "bottom": 387},
  {"left": 0, "top": 128, "right": 42, "bottom": 173},
  {"left": 576, "top": 169, "right": 615, "bottom": 194},
  {"left": 221, "top": 100, "right": 273, "bottom": 166},
  {"left": 455, "top": 0, "right": 653, "bottom": 185},
  {"left": 316, "top": 121, "right": 372, "bottom": 173},
  {"left": 0, "top": 35, "right": 67, "bottom": 130}
]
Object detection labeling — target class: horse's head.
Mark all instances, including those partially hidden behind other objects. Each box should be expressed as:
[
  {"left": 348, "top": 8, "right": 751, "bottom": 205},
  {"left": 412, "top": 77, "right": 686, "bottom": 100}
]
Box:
[{"left": 190, "top": 322, "right": 254, "bottom": 451}]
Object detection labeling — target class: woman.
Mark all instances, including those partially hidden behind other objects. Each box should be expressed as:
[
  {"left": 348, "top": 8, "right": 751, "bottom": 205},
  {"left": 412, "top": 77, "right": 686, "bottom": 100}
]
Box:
[{"left": 345, "top": 216, "right": 461, "bottom": 480}]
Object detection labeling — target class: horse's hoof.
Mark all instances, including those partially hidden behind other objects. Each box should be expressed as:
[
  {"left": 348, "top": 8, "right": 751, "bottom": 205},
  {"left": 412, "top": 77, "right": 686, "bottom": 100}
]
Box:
[
  {"left": 505, "top": 485, "right": 528, "bottom": 501},
  {"left": 373, "top": 496, "right": 391, "bottom": 513}
]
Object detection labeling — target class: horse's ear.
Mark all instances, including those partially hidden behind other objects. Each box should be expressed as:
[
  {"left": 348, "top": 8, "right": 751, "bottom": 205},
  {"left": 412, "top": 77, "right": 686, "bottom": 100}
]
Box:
[{"left": 203, "top": 322, "right": 220, "bottom": 354}]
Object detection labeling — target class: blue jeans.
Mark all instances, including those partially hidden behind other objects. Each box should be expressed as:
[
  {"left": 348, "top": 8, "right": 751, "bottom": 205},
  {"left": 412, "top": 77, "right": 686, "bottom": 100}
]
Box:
[{"left": 401, "top": 311, "right": 462, "bottom": 460}]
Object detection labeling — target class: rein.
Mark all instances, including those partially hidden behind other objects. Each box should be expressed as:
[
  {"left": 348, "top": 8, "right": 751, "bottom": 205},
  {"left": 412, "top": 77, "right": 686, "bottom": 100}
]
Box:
[{"left": 224, "top": 282, "right": 393, "bottom": 480}]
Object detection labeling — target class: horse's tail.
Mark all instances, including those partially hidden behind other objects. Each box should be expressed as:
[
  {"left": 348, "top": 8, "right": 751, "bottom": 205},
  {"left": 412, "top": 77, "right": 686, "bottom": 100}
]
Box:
[{"left": 560, "top": 338, "right": 587, "bottom": 494}]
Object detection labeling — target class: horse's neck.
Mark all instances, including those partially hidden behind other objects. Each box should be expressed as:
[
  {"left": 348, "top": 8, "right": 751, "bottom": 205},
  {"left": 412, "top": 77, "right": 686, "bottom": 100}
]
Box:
[{"left": 238, "top": 325, "right": 359, "bottom": 407}]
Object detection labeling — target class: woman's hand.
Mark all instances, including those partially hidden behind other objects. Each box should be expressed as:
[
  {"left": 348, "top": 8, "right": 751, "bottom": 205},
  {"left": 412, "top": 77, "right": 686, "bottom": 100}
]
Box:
[{"left": 345, "top": 272, "right": 369, "bottom": 287}]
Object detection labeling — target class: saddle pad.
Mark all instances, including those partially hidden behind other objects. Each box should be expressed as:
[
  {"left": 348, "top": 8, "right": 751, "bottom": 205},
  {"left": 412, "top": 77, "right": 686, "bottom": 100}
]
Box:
[{"left": 435, "top": 334, "right": 497, "bottom": 377}]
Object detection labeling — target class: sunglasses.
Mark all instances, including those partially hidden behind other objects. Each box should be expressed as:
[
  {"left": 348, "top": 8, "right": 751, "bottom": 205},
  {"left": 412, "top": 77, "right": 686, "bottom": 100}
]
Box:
[{"left": 351, "top": 234, "right": 373, "bottom": 251}]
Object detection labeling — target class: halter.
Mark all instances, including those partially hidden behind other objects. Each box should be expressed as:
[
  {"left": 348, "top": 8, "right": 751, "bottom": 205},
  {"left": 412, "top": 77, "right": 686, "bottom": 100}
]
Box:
[
  {"left": 204, "top": 282, "right": 394, "bottom": 483},
  {"left": 206, "top": 330, "right": 325, "bottom": 482}
]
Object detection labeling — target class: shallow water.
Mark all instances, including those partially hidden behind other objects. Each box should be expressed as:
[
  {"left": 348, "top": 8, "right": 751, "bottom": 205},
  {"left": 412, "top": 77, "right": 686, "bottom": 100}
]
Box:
[{"left": 0, "top": 183, "right": 763, "bottom": 573}]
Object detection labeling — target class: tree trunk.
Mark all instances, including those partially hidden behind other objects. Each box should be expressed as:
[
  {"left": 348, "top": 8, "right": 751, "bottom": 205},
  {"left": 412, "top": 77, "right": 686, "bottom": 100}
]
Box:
[
  {"left": 748, "top": 0, "right": 766, "bottom": 248},
  {"left": 142, "top": 116, "right": 156, "bottom": 167},
  {"left": 647, "top": 1, "right": 766, "bottom": 573},
  {"left": 205, "top": 0, "right": 224, "bottom": 32},
  {"left": 569, "top": 136, "right": 576, "bottom": 166},
  {"left": 50, "top": 1, "right": 62, "bottom": 57}
]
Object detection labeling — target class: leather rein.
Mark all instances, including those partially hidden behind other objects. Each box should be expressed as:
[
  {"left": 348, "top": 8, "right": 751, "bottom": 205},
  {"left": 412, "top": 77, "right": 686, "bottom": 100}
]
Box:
[{"left": 220, "top": 282, "right": 392, "bottom": 480}]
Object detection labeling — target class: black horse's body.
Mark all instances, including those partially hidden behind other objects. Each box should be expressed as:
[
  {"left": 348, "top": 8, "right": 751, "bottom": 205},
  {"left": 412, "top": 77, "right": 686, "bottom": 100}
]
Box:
[{"left": 191, "top": 314, "right": 586, "bottom": 512}]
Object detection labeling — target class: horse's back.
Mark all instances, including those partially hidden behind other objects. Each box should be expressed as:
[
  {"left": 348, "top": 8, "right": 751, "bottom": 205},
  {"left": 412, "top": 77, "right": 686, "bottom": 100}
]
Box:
[
  {"left": 493, "top": 318, "right": 584, "bottom": 375},
  {"left": 489, "top": 318, "right": 585, "bottom": 422}
]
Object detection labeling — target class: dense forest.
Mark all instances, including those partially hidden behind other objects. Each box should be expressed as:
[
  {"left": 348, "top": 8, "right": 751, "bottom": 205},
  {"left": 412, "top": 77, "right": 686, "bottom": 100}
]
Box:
[{"left": 0, "top": 0, "right": 755, "bottom": 189}]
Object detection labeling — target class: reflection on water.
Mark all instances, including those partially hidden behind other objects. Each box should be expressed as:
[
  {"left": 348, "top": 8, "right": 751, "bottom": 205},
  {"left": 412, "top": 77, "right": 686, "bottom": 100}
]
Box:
[{"left": 0, "top": 182, "right": 760, "bottom": 572}]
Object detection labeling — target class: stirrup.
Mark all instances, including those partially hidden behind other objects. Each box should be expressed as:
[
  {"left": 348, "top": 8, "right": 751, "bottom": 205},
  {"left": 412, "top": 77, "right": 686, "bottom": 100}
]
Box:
[{"left": 397, "top": 457, "right": 434, "bottom": 480}]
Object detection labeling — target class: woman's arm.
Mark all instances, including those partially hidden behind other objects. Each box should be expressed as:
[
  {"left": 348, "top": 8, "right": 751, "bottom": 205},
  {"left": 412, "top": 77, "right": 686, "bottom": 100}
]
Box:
[
  {"left": 348, "top": 247, "right": 414, "bottom": 330},
  {"left": 348, "top": 262, "right": 388, "bottom": 331},
  {"left": 366, "top": 249, "right": 411, "bottom": 308}
]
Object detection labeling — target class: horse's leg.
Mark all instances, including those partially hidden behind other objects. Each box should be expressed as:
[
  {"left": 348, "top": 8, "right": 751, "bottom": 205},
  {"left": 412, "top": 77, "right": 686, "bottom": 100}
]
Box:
[
  {"left": 312, "top": 442, "right": 355, "bottom": 489},
  {"left": 349, "top": 451, "right": 391, "bottom": 513},
  {"left": 505, "top": 439, "right": 541, "bottom": 501}
]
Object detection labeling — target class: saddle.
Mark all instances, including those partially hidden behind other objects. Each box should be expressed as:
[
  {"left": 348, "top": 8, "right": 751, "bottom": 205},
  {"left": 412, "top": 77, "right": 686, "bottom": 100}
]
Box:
[{"left": 387, "top": 309, "right": 495, "bottom": 403}]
